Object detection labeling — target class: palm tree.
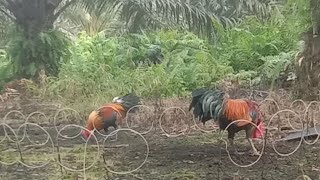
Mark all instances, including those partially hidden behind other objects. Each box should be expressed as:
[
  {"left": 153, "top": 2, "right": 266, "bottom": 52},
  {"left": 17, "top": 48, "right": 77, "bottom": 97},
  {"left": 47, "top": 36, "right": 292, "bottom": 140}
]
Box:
[
  {"left": 56, "top": 0, "right": 122, "bottom": 37},
  {"left": 60, "top": 0, "right": 278, "bottom": 38},
  {"left": 0, "top": 0, "right": 76, "bottom": 37},
  {"left": 0, "top": 0, "right": 76, "bottom": 79},
  {"left": 0, "top": 7, "right": 12, "bottom": 47}
]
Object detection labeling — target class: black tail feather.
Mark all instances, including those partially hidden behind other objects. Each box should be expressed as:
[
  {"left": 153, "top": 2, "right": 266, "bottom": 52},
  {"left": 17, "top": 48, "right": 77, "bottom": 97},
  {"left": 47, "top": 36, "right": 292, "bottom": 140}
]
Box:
[
  {"left": 188, "top": 88, "right": 210, "bottom": 111},
  {"left": 118, "top": 93, "right": 141, "bottom": 112},
  {"left": 189, "top": 87, "right": 226, "bottom": 125},
  {"left": 189, "top": 88, "right": 213, "bottom": 124},
  {"left": 191, "top": 87, "right": 210, "bottom": 97}
]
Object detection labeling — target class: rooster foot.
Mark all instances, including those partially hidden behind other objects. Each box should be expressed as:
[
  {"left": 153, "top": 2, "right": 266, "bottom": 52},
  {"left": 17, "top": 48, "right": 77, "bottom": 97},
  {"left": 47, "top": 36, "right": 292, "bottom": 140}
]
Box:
[
  {"left": 232, "top": 150, "right": 245, "bottom": 155},
  {"left": 248, "top": 150, "right": 260, "bottom": 156},
  {"left": 236, "top": 151, "right": 245, "bottom": 155}
]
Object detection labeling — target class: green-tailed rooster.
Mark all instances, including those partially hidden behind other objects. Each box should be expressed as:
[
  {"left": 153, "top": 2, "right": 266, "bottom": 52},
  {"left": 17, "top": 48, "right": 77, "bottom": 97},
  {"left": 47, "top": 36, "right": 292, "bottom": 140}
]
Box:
[
  {"left": 82, "top": 93, "right": 140, "bottom": 139},
  {"left": 189, "top": 88, "right": 266, "bottom": 156}
]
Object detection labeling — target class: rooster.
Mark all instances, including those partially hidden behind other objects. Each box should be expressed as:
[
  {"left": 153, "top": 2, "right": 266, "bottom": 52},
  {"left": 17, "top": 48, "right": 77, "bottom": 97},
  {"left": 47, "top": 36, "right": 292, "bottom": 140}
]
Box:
[
  {"left": 82, "top": 93, "right": 141, "bottom": 139},
  {"left": 189, "top": 88, "right": 266, "bottom": 156}
]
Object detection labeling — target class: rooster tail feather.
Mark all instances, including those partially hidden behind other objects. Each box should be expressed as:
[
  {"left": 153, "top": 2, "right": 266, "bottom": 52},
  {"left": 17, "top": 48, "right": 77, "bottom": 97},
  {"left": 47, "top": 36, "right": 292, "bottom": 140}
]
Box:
[
  {"left": 201, "top": 90, "right": 225, "bottom": 121},
  {"left": 117, "top": 93, "right": 141, "bottom": 112},
  {"left": 189, "top": 96, "right": 200, "bottom": 112},
  {"left": 189, "top": 88, "right": 212, "bottom": 122},
  {"left": 189, "top": 88, "right": 209, "bottom": 111},
  {"left": 191, "top": 87, "right": 210, "bottom": 97},
  {"left": 189, "top": 88, "right": 225, "bottom": 124}
]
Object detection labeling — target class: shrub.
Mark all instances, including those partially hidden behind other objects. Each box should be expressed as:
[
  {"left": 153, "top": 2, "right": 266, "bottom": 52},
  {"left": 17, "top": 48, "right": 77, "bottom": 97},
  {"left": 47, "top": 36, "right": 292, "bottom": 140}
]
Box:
[{"left": 43, "top": 30, "right": 233, "bottom": 106}]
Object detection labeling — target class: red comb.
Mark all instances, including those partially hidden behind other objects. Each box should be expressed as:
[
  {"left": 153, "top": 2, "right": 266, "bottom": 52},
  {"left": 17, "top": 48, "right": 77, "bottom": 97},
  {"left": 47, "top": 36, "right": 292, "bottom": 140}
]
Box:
[
  {"left": 82, "top": 129, "right": 93, "bottom": 139},
  {"left": 252, "top": 121, "right": 266, "bottom": 139}
]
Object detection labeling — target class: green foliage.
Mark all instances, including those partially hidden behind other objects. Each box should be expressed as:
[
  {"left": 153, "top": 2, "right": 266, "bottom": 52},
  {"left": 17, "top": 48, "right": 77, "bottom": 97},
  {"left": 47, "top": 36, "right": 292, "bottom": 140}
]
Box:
[
  {"left": 214, "top": 15, "right": 302, "bottom": 72},
  {"left": 283, "top": 0, "right": 311, "bottom": 31},
  {"left": 6, "top": 30, "right": 71, "bottom": 79},
  {"left": 215, "top": 1, "right": 310, "bottom": 72},
  {"left": 38, "top": 0, "right": 309, "bottom": 112},
  {"left": 209, "top": 0, "right": 309, "bottom": 87},
  {"left": 59, "top": 0, "right": 122, "bottom": 37},
  {"left": 255, "top": 50, "right": 297, "bottom": 89},
  {"left": 0, "top": 0, "right": 310, "bottom": 112},
  {"left": 0, "top": 50, "right": 14, "bottom": 90},
  {"left": 43, "top": 30, "right": 233, "bottom": 104},
  {"left": 0, "top": 19, "right": 14, "bottom": 48}
]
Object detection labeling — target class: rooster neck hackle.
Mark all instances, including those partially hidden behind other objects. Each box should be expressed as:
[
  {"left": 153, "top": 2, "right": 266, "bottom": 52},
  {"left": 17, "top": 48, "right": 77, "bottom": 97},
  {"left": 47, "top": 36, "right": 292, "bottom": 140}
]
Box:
[
  {"left": 223, "top": 99, "right": 252, "bottom": 126},
  {"left": 86, "top": 110, "right": 103, "bottom": 131},
  {"left": 98, "top": 103, "right": 126, "bottom": 117}
]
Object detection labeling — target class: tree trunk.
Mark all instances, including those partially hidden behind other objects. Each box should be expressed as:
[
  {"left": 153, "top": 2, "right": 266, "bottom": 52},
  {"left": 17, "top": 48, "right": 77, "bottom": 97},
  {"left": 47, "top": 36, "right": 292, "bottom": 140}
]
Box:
[
  {"left": 295, "top": 0, "right": 320, "bottom": 100},
  {"left": 7, "top": 0, "right": 61, "bottom": 38},
  {"left": 296, "top": 30, "right": 320, "bottom": 100}
]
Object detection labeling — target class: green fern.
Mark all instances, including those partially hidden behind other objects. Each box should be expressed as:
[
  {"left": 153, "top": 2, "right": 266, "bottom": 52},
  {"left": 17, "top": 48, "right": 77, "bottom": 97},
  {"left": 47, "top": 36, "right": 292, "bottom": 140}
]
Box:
[
  {"left": 258, "top": 51, "right": 296, "bottom": 89},
  {"left": 43, "top": 30, "right": 233, "bottom": 101}
]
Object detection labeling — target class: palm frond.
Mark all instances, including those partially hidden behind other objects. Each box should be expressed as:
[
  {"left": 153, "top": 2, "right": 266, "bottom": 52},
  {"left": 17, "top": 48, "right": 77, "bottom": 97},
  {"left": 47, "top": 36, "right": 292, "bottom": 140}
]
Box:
[
  {"left": 112, "top": 0, "right": 278, "bottom": 39},
  {"left": 3, "top": 0, "right": 279, "bottom": 39}
]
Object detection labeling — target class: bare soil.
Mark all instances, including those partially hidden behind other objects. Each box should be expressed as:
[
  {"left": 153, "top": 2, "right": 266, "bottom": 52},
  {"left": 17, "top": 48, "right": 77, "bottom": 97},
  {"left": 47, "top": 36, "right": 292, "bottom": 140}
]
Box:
[{"left": 0, "top": 126, "right": 319, "bottom": 180}]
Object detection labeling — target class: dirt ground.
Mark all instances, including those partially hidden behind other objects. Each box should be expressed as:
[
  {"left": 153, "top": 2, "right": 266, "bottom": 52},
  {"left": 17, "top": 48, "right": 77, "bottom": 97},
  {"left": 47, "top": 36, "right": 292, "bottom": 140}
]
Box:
[
  {"left": 0, "top": 89, "right": 320, "bottom": 180},
  {"left": 0, "top": 125, "right": 319, "bottom": 180}
]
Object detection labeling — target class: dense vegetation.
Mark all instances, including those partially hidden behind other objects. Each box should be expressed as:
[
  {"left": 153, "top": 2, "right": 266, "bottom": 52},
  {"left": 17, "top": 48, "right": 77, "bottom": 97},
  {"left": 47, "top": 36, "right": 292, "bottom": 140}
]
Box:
[{"left": 0, "top": 0, "right": 315, "bottom": 110}]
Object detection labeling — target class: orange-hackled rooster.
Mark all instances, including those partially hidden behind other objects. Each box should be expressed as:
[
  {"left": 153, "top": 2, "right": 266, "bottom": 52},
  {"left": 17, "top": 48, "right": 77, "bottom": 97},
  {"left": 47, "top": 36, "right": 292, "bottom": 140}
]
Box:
[
  {"left": 82, "top": 93, "right": 140, "bottom": 139},
  {"left": 189, "top": 88, "right": 266, "bottom": 156}
]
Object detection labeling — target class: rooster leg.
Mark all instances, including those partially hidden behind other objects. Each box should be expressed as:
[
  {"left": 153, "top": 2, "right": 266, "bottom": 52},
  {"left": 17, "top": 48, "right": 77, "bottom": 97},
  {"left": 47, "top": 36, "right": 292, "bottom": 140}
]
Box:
[
  {"left": 246, "top": 128, "right": 260, "bottom": 156},
  {"left": 228, "top": 132, "right": 241, "bottom": 155},
  {"left": 228, "top": 138, "right": 244, "bottom": 155},
  {"left": 103, "top": 112, "right": 117, "bottom": 133},
  {"left": 113, "top": 124, "right": 118, "bottom": 141},
  {"left": 112, "top": 123, "right": 118, "bottom": 130},
  {"left": 217, "top": 129, "right": 223, "bottom": 150},
  {"left": 103, "top": 112, "right": 118, "bottom": 141},
  {"left": 247, "top": 138, "right": 260, "bottom": 156},
  {"left": 228, "top": 138, "right": 236, "bottom": 153}
]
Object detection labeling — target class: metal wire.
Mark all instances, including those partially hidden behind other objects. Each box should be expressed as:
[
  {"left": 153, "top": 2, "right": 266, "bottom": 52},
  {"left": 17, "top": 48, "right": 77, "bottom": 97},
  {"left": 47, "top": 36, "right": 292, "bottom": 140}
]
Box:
[{"left": 0, "top": 98, "right": 319, "bottom": 179}]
